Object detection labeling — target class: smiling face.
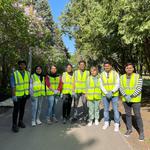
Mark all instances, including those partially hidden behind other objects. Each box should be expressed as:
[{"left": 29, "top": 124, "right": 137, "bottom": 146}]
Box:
[
  {"left": 51, "top": 65, "right": 57, "bottom": 74},
  {"left": 36, "top": 66, "right": 42, "bottom": 74},
  {"left": 104, "top": 63, "right": 112, "bottom": 72},
  {"left": 125, "top": 65, "right": 134, "bottom": 75},
  {"left": 91, "top": 67, "right": 98, "bottom": 76},
  {"left": 79, "top": 62, "right": 86, "bottom": 71},
  {"left": 19, "top": 63, "right": 26, "bottom": 71},
  {"left": 66, "top": 65, "right": 72, "bottom": 73}
]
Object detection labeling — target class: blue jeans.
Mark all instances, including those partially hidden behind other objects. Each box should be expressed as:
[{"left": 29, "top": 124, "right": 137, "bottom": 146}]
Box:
[
  {"left": 103, "top": 96, "right": 120, "bottom": 123},
  {"left": 31, "top": 96, "right": 43, "bottom": 122},
  {"left": 47, "top": 95, "right": 59, "bottom": 118}
]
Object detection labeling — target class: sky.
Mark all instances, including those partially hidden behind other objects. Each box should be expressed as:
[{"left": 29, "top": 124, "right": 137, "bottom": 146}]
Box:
[{"left": 48, "top": 0, "right": 75, "bottom": 54}]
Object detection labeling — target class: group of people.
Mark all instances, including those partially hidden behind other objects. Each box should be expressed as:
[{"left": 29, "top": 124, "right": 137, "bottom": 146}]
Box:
[{"left": 10, "top": 60, "right": 144, "bottom": 141}]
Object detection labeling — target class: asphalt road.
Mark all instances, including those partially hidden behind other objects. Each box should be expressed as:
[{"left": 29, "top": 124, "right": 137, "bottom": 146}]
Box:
[{"left": 0, "top": 98, "right": 132, "bottom": 150}]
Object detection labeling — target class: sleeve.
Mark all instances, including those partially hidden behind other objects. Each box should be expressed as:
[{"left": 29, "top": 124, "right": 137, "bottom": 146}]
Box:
[
  {"left": 131, "top": 77, "right": 143, "bottom": 97},
  {"left": 112, "top": 72, "right": 120, "bottom": 93},
  {"left": 10, "top": 73, "right": 15, "bottom": 88},
  {"left": 86, "top": 77, "right": 90, "bottom": 93},
  {"left": 57, "top": 76, "right": 63, "bottom": 92},
  {"left": 119, "top": 87, "right": 127, "bottom": 97},
  {"left": 45, "top": 75, "right": 51, "bottom": 88},
  {"left": 72, "top": 72, "right": 75, "bottom": 92},
  {"left": 30, "top": 77, "right": 33, "bottom": 96},
  {"left": 99, "top": 77, "right": 108, "bottom": 95}
]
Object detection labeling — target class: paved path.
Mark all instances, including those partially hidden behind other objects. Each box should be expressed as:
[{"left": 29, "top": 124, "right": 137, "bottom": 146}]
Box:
[{"left": 0, "top": 99, "right": 132, "bottom": 150}]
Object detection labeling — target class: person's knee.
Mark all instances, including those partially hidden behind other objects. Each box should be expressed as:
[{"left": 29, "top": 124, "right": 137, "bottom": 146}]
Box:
[{"left": 135, "top": 112, "right": 141, "bottom": 119}]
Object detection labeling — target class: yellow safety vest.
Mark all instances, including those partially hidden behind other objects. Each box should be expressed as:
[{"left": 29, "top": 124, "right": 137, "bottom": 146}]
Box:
[
  {"left": 62, "top": 72, "right": 73, "bottom": 95},
  {"left": 14, "top": 70, "right": 30, "bottom": 97},
  {"left": 101, "top": 70, "right": 119, "bottom": 96},
  {"left": 46, "top": 76, "right": 60, "bottom": 96},
  {"left": 74, "top": 70, "right": 89, "bottom": 94},
  {"left": 120, "top": 73, "right": 141, "bottom": 102},
  {"left": 32, "top": 73, "right": 45, "bottom": 97},
  {"left": 86, "top": 76, "right": 102, "bottom": 101}
]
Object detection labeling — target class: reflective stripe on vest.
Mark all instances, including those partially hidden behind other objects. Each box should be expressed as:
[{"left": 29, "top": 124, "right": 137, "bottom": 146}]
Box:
[
  {"left": 101, "top": 70, "right": 119, "bottom": 96},
  {"left": 32, "top": 74, "right": 45, "bottom": 97},
  {"left": 120, "top": 73, "right": 141, "bottom": 102},
  {"left": 74, "top": 70, "right": 89, "bottom": 93},
  {"left": 46, "top": 76, "right": 60, "bottom": 95},
  {"left": 86, "top": 76, "right": 102, "bottom": 101},
  {"left": 14, "top": 70, "right": 30, "bottom": 96},
  {"left": 62, "top": 72, "right": 73, "bottom": 94}
]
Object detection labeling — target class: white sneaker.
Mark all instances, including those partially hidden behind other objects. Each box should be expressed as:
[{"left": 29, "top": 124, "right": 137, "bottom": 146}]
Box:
[
  {"left": 47, "top": 118, "right": 52, "bottom": 124},
  {"left": 102, "top": 122, "right": 109, "bottom": 130},
  {"left": 32, "top": 121, "right": 36, "bottom": 127},
  {"left": 52, "top": 117, "right": 58, "bottom": 123},
  {"left": 36, "top": 119, "right": 42, "bottom": 125},
  {"left": 114, "top": 123, "right": 119, "bottom": 132},
  {"left": 87, "top": 121, "right": 93, "bottom": 127},
  {"left": 95, "top": 119, "right": 99, "bottom": 126}
]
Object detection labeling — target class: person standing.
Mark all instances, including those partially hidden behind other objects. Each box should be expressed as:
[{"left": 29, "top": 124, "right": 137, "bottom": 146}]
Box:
[
  {"left": 120, "top": 63, "right": 144, "bottom": 141},
  {"left": 86, "top": 66, "right": 102, "bottom": 126},
  {"left": 10, "top": 60, "right": 30, "bottom": 132},
  {"left": 62, "top": 64, "right": 73, "bottom": 124},
  {"left": 30, "top": 66, "right": 45, "bottom": 127},
  {"left": 100, "top": 61, "right": 120, "bottom": 132},
  {"left": 45, "top": 65, "right": 62, "bottom": 124},
  {"left": 72, "top": 60, "right": 89, "bottom": 122}
]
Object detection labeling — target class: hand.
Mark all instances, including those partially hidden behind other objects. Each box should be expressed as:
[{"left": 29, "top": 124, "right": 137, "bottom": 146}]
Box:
[
  {"left": 60, "top": 93, "right": 63, "bottom": 99},
  {"left": 106, "top": 91, "right": 113, "bottom": 99},
  {"left": 125, "top": 95, "right": 132, "bottom": 103},
  {"left": 72, "top": 92, "right": 76, "bottom": 97},
  {"left": 54, "top": 90, "right": 59, "bottom": 94},
  {"left": 12, "top": 96, "right": 17, "bottom": 102}
]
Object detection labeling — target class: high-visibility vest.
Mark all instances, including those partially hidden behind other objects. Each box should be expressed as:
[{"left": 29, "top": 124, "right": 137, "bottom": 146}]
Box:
[
  {"left": 46, "top": 76, "right": 60, "bottom": 96},
  {"left": 86, "top": 76, "right": 102, "bottom": 101},
  {"left": 101, "top": 70, "right": 119, "bottom": 96},
  {"left": 32, "top": 73, "right": 45, "bottom": 97},
  {"left": 74, "top": 70, "right": 89, "bottom": 94},
  {"left": 14, "top": 70, "right": 30, "bottom": 97},
  {"left": 62, "top": 72, "right": 73, "bottom": 95},
  {"left": 120, "top": 73, "right": 142, "bottom": 102}
]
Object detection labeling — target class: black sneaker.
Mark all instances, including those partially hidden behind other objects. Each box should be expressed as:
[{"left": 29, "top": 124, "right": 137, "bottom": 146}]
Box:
[
  {"left": 12, "top": 125, "right": 19, "bottom": 133},
  {"left": 124, "top": 130, "right": 132, "bottom": 137},
  {"left": 18, "top": 121, "right": 26, "bottom": 128},
  {"left": 139, "top": 133, "right": 144, "bottom": 141}
]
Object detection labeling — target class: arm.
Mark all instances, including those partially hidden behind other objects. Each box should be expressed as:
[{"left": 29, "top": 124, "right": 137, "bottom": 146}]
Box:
[
  {"left": 72, "top": 72, "right": 75, "bottom": 92},
  {"left": 10, "top": 73, "right": 15, "bottom": 96},
  {"left": 45, "top": 75, "right": 53, "bottom": 91},
  {"left": 131, "top": 77, "right": 143, "bottom": 97},
  {"left": 57, "top": 76, "right": 63, "bottom": 92},
  {"left": 99, "top": 77, "right": 108, "bottom": 95},
  {"left": 30, "top": 77, "right": 33, "bottom": 96},
  {"left": 112, "top": 73, "right": 120, "bottom": 93}
]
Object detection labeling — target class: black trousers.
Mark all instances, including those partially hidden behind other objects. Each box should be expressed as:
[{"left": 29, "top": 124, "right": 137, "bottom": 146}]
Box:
[
  {"left": 12, "top": 96, "right": 28, "bottom": 126},
  {"left": 62, "top": 94, "right": 72, "bottom": 119},
  {"left": 123, "top": 102, "right": 144, "bottom": 133}
]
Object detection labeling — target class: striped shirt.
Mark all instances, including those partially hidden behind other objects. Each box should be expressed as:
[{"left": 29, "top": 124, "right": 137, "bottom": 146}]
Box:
[{"left": 120, "top": 77, "right": 143, "bottom": 97}]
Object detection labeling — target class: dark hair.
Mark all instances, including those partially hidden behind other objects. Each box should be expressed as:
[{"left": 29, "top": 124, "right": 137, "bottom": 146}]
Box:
[
  {"left": 124, "top": 63, "right": 135, "bottom": 68},
  {"left": 66, "top": 64, "right": 73, "bottom": 68},
  {"left": 35, "top": 65, "right": 42, "bottom": 71},
  {"left": 104, "top": 61, "right": 112, "bottom": 66},
  {"left": 18, "top": 60, "right": 27, "bottom": 66},
  {"left": 78, "top": 60, "right": 86, "bottom": 65}
]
